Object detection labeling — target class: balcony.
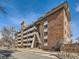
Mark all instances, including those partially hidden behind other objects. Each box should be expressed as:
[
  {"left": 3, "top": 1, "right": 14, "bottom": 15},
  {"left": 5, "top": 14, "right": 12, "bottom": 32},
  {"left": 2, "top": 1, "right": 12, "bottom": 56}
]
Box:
[
  {"left": 18, "top": 34, "right": 21, "bottom": 37},
  {"left": 44, "top": 43, "right": 48, "bottom": 46},
  {"left": 18, "top": 37, "right": 21, "bottom": 39},
  {"left": 27, "top": 32, "right": 35, "bottom": 36},
  {"left": 23, "top": 30, "right": 27, "bottom": 34},
  {"left": 27, "top": 43, "right": 31, "bottom": 46},
  {"left": 23, "top": 39, "right": 27, "bottom": 41},
  {"left": 44, "top": 21, "right": 48, "bottom": 25},
  {"left": 44, "top": 35, "right": 48, "bottom": 39},
  {"left": 18, "top": 44, "right": 21, "bottom": 46},
  {"left": 44, "top": 28, "right": 48, "bottom": 32},
  {"left": 17, "top": 40, "right": 21, "bottom": 42},
  {"left": 23, "top": 43, "right": 27, "bottom": 46},
  {"left": 27, "top": 26, "right": 37, "bottom": 32},
  {"left": 28, "top": 38, "right": 33, "bottom": 41}
]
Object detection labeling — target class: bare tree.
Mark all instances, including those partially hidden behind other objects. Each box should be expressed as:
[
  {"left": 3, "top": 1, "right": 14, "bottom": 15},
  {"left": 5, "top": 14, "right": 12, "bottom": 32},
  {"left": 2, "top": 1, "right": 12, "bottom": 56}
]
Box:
[
  {"left": 52, "top": 39, "right": 63, "bottom": 51},
  {"left": 0, "top": 26, "right": 15, "bottom": 48}
]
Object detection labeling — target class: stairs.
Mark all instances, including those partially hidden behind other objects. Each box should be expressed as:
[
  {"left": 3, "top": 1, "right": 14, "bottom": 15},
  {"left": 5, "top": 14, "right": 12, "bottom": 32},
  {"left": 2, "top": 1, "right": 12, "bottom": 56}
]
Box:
[{"left": 31, "top": 32, "right": 41, "bottom": 48}]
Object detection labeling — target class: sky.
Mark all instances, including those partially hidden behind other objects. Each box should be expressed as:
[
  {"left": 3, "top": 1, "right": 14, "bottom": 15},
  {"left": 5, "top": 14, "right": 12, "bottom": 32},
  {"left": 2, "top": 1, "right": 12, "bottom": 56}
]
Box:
[{"left": 0, "top": 0, "right": 79, "bottom": 40}]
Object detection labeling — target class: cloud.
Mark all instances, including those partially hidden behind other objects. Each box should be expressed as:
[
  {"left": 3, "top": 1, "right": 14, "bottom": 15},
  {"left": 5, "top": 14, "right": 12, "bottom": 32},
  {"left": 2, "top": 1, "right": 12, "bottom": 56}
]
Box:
[{"left": 75, "top": 4, "right": 79, "bottom": 12}]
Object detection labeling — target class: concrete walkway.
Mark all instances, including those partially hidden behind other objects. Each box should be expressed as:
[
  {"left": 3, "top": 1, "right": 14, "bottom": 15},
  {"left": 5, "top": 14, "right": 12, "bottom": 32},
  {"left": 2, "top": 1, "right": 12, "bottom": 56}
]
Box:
[
  {"left": 16, "top": 48, "right": 59, "bottom": 55},
  {"left": 11, "top": 51, "right": 58, "bottom": 59},
  {"left": 15, "top": 48, "right": 59, "bottom": 59}
]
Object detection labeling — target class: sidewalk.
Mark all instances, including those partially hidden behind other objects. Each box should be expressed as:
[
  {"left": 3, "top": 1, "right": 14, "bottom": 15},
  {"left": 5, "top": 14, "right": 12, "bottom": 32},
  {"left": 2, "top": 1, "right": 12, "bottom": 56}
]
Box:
[
  {"left": 16, "top": 48, "right": 59, "bottom": 59},
  {"left": 30, "top": 48, "right": 58, "bottom": 54},
  {"left": 15, "top": 48, "right": 79, "bottom": 59},
  {"left": 16, "top": 48, "right": 58, "bottom": 54}
]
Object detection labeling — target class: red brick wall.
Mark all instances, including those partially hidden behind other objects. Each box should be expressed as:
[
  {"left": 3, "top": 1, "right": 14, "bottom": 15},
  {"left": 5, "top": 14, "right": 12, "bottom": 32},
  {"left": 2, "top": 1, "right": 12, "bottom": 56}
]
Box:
[
  {"left": 39, "top": 9, "right": 66, "bottom": 50},
  {"left": 48, "top": 9, "right": 64, "bottom": 49}
]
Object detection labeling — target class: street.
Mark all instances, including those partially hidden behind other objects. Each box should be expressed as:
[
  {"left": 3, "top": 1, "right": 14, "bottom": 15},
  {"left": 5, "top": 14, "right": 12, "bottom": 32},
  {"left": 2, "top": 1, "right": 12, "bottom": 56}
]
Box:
[
  {"left": 0, "top": 48, "right": 58, "bottom": 59},
  {"left": 0, "top": 48, "right": 79, "bottom": 59},
  {"left": 11, "top": 51, "right": 57, "bottom": 59}
]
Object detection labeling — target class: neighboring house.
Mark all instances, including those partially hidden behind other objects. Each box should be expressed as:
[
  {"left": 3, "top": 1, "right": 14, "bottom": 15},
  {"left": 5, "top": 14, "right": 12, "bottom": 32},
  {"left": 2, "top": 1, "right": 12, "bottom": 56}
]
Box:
[{"left": 15, "top": 2, "right": 71, "bottom": 50}]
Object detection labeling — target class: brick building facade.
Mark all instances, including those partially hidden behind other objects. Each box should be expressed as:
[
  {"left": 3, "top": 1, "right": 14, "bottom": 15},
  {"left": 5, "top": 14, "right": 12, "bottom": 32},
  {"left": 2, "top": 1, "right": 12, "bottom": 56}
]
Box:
[{"left": 15, "top": 2, "right": 71, "bottom": 50}]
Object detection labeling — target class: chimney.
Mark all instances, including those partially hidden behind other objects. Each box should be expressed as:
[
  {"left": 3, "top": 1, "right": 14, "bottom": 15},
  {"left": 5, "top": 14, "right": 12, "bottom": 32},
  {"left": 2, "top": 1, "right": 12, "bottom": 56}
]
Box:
[{"left": 21, "top": 21, "right": 27, "bottom": 29}]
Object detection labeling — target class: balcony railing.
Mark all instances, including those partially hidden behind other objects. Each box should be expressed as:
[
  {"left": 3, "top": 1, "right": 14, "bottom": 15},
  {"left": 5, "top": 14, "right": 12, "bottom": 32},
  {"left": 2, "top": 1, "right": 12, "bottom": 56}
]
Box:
[
  {"left": 27, "top": 43, "right": 31, "bottom": 46},
  {"left": 44, "top": 43, "right": 48, "bottom": 46},
  {"left": 23, "top": 39, "right": 27, "bottom": 41},
  {"left": 28, "top": 38, "right": 33, "bottom": 41},
  {"left": 44, "top": 35, "right": 48, "bottom": 39},
  {"left": 23, "top": 43, "right": 27, "bottom": 46},
  {"left": 44, "top": 28, "right": 48, "bottom": 32}
]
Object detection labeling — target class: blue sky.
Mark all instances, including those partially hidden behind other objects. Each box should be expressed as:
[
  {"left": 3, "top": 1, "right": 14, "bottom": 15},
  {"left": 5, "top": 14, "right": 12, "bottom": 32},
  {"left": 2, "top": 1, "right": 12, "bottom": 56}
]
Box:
[{"left": 0, "top": 0, "right": 79, "bottom": 40}]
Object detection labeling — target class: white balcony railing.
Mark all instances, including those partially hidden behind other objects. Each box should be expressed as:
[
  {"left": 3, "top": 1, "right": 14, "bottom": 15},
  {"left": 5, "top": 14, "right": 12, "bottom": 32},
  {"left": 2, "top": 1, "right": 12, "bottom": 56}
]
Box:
[
  {"left": 18, "top": 33, "right": 21, "bottom": 36},
  {"left": 44, "top": 43, "right": 48, "bottom": 46},
  {"left": 27, "top": 32, "right": 35, "bottom": 36},
  {"left": 44, "top": 28, "right": 48, "bottom": 32},
  {"left": 27, "top": 43, "right": 31, "bottom": 46},
  {"left": 18, "top": 44, "right": 21, "bottom": 46},
  {"left": 18, "top": 37, "right": 21, "bottom": 39},
  {"left": 27, "top": 27, "right": 37, "bottom": 32},
  {"left": 23, "top": 39, "right": 27, "bottom": 41},
  {"left": 23, "top": 30, "right": 27, "bottom": 34},
  {"left": 23, "top": 35, "right": 27, "bottom": 38},
  {"left": 17, "top": 40, "right": 21, "bottom": 42},
  {"left": 23, "top": 43, "right": 27, "bottom": 46},
  {"left": 44, "top": 21, "right": 48, "bottom": 25},
  {"left": 28, "top": 38, "right": 33, "bottom": 41},
  {"left": 44, "top": 35, "right": 48, "bottom": 39}
]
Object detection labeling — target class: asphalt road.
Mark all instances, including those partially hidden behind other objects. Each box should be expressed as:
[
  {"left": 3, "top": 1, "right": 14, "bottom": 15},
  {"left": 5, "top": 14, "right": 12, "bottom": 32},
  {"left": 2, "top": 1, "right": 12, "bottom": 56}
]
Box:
[
  {"left": 0, "top": 47, "right": 58, "bottom": 59},
  {"left": 11, "top": 51, "right": 55, "bottom": 59}
]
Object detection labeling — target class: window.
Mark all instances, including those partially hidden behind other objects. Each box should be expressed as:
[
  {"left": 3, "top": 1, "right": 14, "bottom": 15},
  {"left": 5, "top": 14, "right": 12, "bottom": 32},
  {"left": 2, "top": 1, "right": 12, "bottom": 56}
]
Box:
[
  {"left": 28, "top": 46, "right": 31, "bottom": 48},
  {"left": 44, "top": 25, "right": 48, "bottom": 29},
  {"left": 44, "top": 18, "right": 48, "bottom": 46},
  {"left": 23, "top": 37, "right": 27, "bottom": 39},
  {"left": 44, "top": 32, "right": 48, "bottom": 36},
  {"left": 18, "top": 42, "right": 21, "bottom": 44},
  {"left": 44, "top": 39, "right": 48, "bottom": 46},
  {"left": 28, "top": 35, "right": 34, "bottom": 38},
  {"left": 23, "top": 46, "right": 27, "bottom": 48},
  {"left": 44, "top": 39, "right": 48, "bottom": 43},
  {"left": 23, "top": 32, "right": 27, "bottom": 35},
  {"left": 28, "top": 30, "right": 33, "bottom": 34},
  {"left": 44, "top": 17, "right": 48, "bottom": 25},
  {"left": 23, "top": 41, "right": 27, "bottom": 43},
  {"left": 29, "top": 41, "right": 32, "bottom": 43},
  {"left": 18, "top": 35, "right": 21, "bottom": 37},
  {"left": 18, "top": 39, "right": 21, "bottom": 40}
]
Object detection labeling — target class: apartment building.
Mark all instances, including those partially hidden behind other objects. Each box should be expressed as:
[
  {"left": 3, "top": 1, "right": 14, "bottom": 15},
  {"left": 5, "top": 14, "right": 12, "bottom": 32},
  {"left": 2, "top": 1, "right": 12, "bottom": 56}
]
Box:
[
  {"left": 15, "top": 21, "right": 41, "bottom": 48},
  {"left": 15, "top": 2, "right": 71, "bottom": 50}
]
